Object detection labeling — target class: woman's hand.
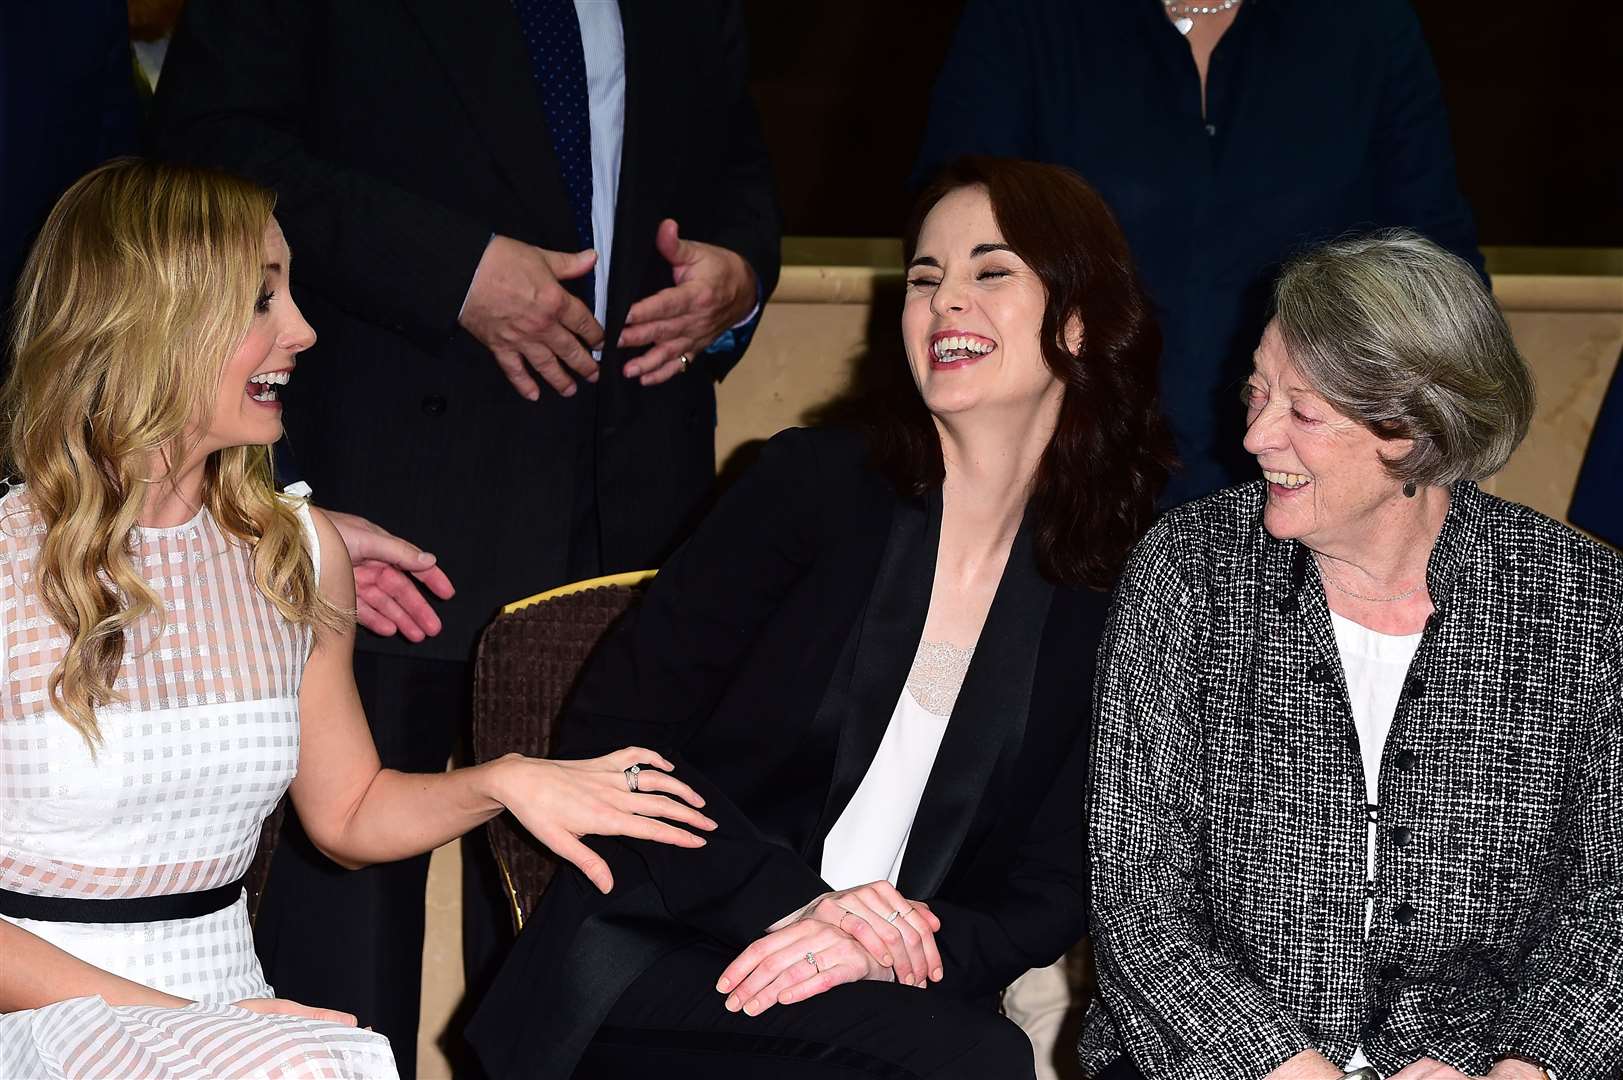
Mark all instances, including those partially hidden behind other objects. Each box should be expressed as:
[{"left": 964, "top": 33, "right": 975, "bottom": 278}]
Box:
[
  {"left": 231, "top": 998, "right": 359, "bottom": 1026},
  {"left": 1385, "top": 1059, "right": 1476, "bottom": 1080},
  {"left": 491, "top": 747, "right": 717, "bottom": 894},
  {"left": 715, "top": 919, "right": 892, "bottom": 1016},
  {"left": 777, "top": 881, "right": 943, "bottom": 987}
]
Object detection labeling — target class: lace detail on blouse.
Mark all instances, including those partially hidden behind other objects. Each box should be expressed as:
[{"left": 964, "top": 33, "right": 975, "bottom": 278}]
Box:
[{"left": 905, "top": 639, "right": 975, "bottom": 717}]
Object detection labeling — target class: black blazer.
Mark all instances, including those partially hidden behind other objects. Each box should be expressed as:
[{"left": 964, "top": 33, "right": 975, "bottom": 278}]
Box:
[
  {"left": 149, "top": 0, "right": 780, "bottom": 661},
  {"left": 468, "top": 427, "right": 1108, "bottom": 1078}
]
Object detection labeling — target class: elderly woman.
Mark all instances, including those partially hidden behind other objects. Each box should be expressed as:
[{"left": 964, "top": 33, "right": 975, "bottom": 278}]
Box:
[
  {"left": 467, "top": 156, "right": 1174, "bottom": 1079},
  {"left": 1081, "top": 232, "right": 1622, "bottom": 1080}
]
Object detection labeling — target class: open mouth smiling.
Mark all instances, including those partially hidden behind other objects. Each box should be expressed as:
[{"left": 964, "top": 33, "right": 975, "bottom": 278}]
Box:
[
  {"left": 247, "top": 369, "right": 291, "bottom": 405},
  {"left": 929, "top": 330, "right": 996, "bottom": 370}
]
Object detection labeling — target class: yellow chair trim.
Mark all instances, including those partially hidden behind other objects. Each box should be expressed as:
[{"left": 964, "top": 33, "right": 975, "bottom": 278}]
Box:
[{"left": 500, "top": 569, "right": 657, "bottom": 614}]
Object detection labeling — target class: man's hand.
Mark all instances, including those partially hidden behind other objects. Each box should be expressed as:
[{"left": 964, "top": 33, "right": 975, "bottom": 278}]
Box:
[
  {"left": 459, "top": 235, "right": 605, "bottom": 400},
  {"left": 618, "top": 218, "right": 756, "bottom": 386},
  {"left": 325, "top": 510, "right": 456, "bottom": 641}
]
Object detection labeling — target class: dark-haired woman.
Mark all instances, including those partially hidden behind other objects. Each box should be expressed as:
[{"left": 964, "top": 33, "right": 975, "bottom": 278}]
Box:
[{"left": 466, "top": 156, "right": 1174, "bottom": 1080}]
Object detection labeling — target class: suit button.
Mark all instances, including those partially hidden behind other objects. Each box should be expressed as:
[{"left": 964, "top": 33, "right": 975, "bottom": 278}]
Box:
[
  {"left": 1307, "top": 662, "right": 1331, "bottom": 684},
  {"left": 1378, "top": 962, "right": 1405, "bottom": 982},
  {"left": 1394, "top": 902, "right": 1417, "bottom": 926},
  {"left": 1391, "top": 825, "right": 1412, "bottom": 847},
  {"left": 421, "top": 395, "right": 447, "bottom": 416},
  {"left": 1395, "top": 749, "right": 1418, "bottom": 772},
  {"left": 1404, "top": 676, "right": 1426, "bottom": 699}
]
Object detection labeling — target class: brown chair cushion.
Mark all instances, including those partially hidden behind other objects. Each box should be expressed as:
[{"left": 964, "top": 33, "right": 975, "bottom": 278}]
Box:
[{"left": 471, "top": 583, "right": 646, "bottom": 930}]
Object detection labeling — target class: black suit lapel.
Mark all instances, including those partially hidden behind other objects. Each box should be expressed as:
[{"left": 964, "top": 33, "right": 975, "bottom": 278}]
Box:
[
  {"left": 807, "top": 492, "right": 939, "bottom": 865},
  {"left": 398, "top": 0, "right": 578, "bottom": 242},
  {"left": 898, "top": 519, "right": 1054, "bottom": 899}
]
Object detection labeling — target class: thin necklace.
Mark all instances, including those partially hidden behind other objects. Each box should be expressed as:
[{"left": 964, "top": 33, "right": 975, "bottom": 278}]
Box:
[
  {"left": 1163, "top": 0, "right": 1241, "bottom": 35},
  {"left": 1315, "top": 557, "right": 1423, "bottom": 604}
]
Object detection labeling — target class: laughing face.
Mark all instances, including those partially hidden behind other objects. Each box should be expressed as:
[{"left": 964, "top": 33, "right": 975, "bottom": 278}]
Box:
[
  {"left": 901, "top": 185, "right": 1063, "bottom": 422},
  {"left": 201, "top": 216, "right": 314, "bottom": 454},
  {"left": 1242, "top": 320, "right": 1414, "bottom": 550}
]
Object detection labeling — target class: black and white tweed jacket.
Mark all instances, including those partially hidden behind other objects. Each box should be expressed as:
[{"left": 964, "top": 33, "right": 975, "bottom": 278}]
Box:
[{"left": 1079, "top": 480, "right": 1623, "bottom": 1080}]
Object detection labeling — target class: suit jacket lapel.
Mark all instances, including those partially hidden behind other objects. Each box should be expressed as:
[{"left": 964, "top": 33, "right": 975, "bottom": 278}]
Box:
[
  {"left": 807, "top": 491, "right": 939, "bottom": 866},
  {"left": 898, "top": 518, "right": 1054, "bottom": 899},
  {"left": 398, "top": 0, "right": 578, "bottom": 242}
]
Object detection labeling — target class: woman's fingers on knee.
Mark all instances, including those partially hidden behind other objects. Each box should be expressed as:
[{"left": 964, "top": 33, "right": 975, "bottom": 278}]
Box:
[
  {"left": 777, "top": 969, "right": 842, "bottom": 1005},
  {"left": 910, "top": 900, "right": 942, "bottom": 933},
  {"left": 906, "top": 912, "right": 944, "bottom": 982},
  {"left": 847, "top": 898, "right": 905, "bottom": 971}
]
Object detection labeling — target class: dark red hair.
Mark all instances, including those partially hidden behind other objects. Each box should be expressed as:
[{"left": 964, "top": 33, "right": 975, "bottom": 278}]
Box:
[{"left": 873, "top": 156, "right": 1175, "bottom": 590}]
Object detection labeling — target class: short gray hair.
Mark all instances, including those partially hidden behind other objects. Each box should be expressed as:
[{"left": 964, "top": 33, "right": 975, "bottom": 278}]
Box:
[{"left": 1273, "top": 229, "right": 1534, "bottom": 487}]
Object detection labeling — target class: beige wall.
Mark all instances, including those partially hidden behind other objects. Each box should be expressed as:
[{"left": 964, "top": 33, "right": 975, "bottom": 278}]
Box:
[{"left": 414, "top": 249, "right": 1623, "bottom": 1078}]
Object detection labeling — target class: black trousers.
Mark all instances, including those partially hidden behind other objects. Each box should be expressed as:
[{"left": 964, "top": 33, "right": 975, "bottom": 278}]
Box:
[
  {"left": 253, "top": 651, "right": 512, "bottom": 1079},
  {"left": 572, "top": 943, "right": 1037, "bottom": 1080}
]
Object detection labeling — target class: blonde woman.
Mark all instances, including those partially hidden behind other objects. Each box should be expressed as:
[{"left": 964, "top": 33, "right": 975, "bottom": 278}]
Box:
[{"left": 0, "top": 160, "right": 715, "bottom": 1079}]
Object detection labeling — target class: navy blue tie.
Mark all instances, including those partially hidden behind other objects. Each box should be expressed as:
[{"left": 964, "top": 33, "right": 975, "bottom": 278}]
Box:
[{"left": 512, "top": 0, "right": 594, "bottom": 300}]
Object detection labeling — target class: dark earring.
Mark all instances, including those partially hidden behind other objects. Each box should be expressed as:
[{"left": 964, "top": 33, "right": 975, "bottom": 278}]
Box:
[{"left": 1402, "top": 481, "right": 1417, "bottom": 498}]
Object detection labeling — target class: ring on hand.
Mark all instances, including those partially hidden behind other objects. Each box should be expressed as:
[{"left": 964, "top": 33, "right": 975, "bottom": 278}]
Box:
[
  {"left": 678, "top": 353, "right": 691, "bottom": 373},
  {"left": 884, "top": 907, "right": 911, "bottom": 924},
  {"left": 623, "top": 764, "right": 642, "bottom": 793},
  {"left": 837, "top": 910, "right": 853, "bottom": 932},
  {"left": 804, "top": 951, "right": 820, "bottom": 974}
]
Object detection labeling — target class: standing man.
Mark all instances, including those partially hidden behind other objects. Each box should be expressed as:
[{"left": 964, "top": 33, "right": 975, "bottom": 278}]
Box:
[{"left": 150, "top": 2, "right": 779, "bottom": 1073}]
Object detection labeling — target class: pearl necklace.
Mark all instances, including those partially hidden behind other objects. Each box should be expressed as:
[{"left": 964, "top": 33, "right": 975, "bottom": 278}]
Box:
[{"left": 1163, "top": 0, "right": 1242, "bottom": 35}]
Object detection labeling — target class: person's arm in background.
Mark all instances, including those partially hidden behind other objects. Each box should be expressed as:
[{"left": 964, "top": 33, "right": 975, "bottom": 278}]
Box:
[
  {"left": 910, "top": 0, "right": 1040, "bottom": 189},
  {"left": 548, "top": 429, "right": 843, "bottom": 947},
  {"left": 1088, "top": 522, "right": 1338, "bottom": 1080},
  {"left": 1485, "top": 613, "right": 1623, "bottom": 1079},
  {"left": 619, "top": 0, "right": 781, "bottom": 385},
  {"left": 1370, "top": 0, "right": 1488, "bottom": 284}
]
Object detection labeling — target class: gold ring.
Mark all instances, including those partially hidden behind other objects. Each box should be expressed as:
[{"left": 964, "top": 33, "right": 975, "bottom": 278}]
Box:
[
  {"left": 804, "top": 951, "right": 820, "bottom": 973},
  {"left": 678, "top": 353, "right": 691, "bottom": 373}
]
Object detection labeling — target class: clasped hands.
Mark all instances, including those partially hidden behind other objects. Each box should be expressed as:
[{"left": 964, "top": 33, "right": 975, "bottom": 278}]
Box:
[
  {"left": 714, "top": 880, "right": 943, "bottom": 1018},
  {"left": 458, "top": 218, "right": 756, "bottom": 399}
]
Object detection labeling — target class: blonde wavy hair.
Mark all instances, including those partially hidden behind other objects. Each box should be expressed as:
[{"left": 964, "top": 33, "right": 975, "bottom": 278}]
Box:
[{"left": 2, "top": 158, "right": 348, "bottom": 751}]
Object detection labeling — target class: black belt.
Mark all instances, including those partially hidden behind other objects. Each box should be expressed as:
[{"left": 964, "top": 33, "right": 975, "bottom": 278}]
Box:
[{"left": 0, "top": 876, "right": 247, "bottom": 924}]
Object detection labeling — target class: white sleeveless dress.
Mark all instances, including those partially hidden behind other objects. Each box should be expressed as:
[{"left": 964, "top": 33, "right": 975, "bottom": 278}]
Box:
[{"left": 0, "top": 486, "right": 396, "bottom": 1079}]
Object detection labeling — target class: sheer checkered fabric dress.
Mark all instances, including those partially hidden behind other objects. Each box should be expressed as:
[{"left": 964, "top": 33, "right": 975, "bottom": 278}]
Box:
[{"left": 0, "top": 486, "right": 396, "bottom": 1079}]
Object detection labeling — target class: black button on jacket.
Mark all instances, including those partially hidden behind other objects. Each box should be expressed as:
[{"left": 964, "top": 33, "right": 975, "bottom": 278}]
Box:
[{"left": 1081, "top": 481, "right": 1623, "bottom": 1079}]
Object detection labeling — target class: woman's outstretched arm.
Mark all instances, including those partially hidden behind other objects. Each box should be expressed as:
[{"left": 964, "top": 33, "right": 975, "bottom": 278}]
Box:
[{"left": 288, "top": 508, "right": 715, "bottom": 892}]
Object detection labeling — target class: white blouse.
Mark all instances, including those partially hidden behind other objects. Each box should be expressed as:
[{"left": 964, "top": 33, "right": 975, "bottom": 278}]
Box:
[
  {"left": 1332, "top": 611, "right": 1423, "bottom": 1072},
  {"left": 820, "top": 640, "right": 974, "bottom": 891}
]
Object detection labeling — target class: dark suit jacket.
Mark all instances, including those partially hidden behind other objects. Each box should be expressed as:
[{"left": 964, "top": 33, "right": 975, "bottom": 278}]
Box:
[
  {"left": 149, "top": 0, "right": 780, "bottom": 661},
  {"left": 1571, "top": 354, "right": 1623, "bottom": 547},
  {"left": 0, "top": 1, "right": 138, "bottom": 342},
  {"left": 467, "top": 427, "right": 1107, "bottom": 1078}
]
